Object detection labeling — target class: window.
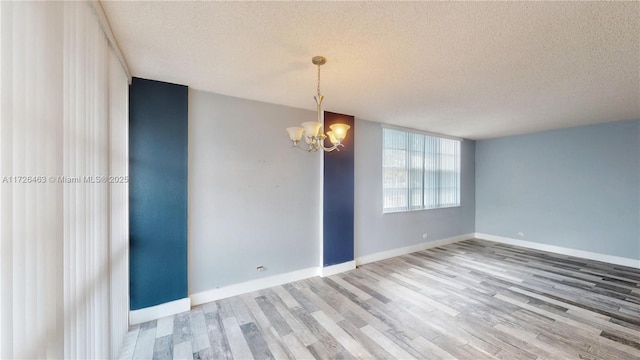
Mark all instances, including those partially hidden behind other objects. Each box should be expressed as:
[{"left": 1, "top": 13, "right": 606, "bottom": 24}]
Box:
[{"left": 383, "top": 127, "right": 461, "bottom": 212}]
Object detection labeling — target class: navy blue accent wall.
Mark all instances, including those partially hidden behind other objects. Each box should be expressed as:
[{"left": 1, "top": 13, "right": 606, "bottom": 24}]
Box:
[
  {"left": 129, "top": 78, "right": 188, "bottom": 310},
  {"left": 323, "top": 112, "right": 355, "bottom": 266}
]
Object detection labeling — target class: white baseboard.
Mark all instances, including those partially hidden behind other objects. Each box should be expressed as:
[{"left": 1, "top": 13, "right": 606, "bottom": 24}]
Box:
[
  {"left": 133, "top": 234, "right": 477, "bottom": 324},
  {"left": 129, "top": 232, "right": 639, "bottom": 326},
  {"left": 129, "top": 297, "right": 191, "bottom": 326},
  {"left": 319, "top": 260, "right": 356, "bottom": 277},
  {"left": 475, "top": 233, "right": 640, "bottom": 269},
  {"left": 355, "top": 233, "right": 474, "bottom": 266},
  {"left": 190, "top": 267, "right": 318, "bottom": 306}
]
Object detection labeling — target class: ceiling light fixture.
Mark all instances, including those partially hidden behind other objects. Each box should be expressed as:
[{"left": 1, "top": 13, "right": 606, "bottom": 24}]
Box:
[{"left": 286, "top": 56, "right": 350, "bottom": 152}]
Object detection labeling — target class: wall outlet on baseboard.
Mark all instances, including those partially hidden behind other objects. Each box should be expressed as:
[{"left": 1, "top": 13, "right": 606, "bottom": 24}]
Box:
[
  {"left": 517, "top": 232, "right": 525, "bottom": 237},
  {"left": 423, "top": 233, "right": 428, "bottom": 239}
]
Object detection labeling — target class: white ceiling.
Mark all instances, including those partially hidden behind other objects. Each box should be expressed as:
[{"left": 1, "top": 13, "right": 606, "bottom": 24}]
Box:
[{"left": 102, "top": 1, "right": 639, "bottom": 140}]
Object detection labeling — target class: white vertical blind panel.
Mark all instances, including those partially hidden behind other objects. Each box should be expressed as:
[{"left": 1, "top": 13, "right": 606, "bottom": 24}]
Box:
[
  {"left": 0, "top": 1, "right": 64, "bottom": 359},
  {"left": 45, "top": 3, "right": 65, "bottom": 357},
  {"left": 408, "top": 132, "right": 424, "bottom": 210},
  {"left": 14, "top": 3, "right": 27, "bottom": 356},
  {"left": 456, "top": 141, "right": 460, "bottom": 201},
  {"left": 0, "top": 3, "right": 10, "bottom": 357},
  {"left": 109, "top": 49, "right": 130, "bottom": 358},
  {"left": 25, "top": 6, "right": 37, "bottom": 358},
  {"left": 62, "top": 3, "right": 76, "bottom": 356},
  {"left": 2, "top": 6, "right": 10, "bottom": 352},
  {"left": 0, "top": 1, "right": 129, "bottom": 358},
  {"left": 95, "top": 18, "right": 110, "bottom": 358},
  {"left": 424, "top": 134, "right": 437, "bottom": 209},
  {"left": 383, "top": 129, "right": 409, "bottom": 211},
  {"left": 63, "top": 2, "right": 112, "bottom": 358},
  {"left": 12, "top": 3, "right": 27, "bottom": 356}
]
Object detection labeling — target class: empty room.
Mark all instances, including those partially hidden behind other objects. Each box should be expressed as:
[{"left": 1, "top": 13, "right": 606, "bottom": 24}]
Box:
[{"left": 1, "top": 1, "right": 639, "bottom": 359}]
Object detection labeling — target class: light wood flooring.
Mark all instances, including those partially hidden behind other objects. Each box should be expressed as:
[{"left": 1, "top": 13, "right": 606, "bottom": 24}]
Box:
[{"left": 120, "top": 239, "right": 640, "bottom": 359}]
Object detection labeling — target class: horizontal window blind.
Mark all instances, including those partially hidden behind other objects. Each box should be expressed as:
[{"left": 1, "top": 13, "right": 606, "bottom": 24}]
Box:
[{"left": 383, "top": 127, "right": 461, "bottom": 213}]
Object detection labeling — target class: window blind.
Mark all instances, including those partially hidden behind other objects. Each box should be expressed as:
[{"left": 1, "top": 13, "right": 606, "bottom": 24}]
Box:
[
  {"left": 383, "top": 127, "right": 461, "bottom": 213},
  {"left": 0, "top": 2, "right": 129, "bottom": 358}
]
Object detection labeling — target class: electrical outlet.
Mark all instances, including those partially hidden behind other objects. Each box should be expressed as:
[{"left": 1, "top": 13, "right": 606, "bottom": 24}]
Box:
[
  {"left": 423, "top": 233, "right": 428, "bottom": 239},
  {"left": 517, "top": 232, "right": 525, "bottom": 237}
]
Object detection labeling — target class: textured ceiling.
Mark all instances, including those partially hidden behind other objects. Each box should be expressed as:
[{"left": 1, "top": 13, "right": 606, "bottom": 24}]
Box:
[{"left": 102, "top": 1, "right": 639, "bottom": 140}]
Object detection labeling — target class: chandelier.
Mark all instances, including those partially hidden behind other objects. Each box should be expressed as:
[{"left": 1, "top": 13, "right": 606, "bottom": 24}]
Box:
[{"left": 286, "top": 56, "right": 350, "bottom": 152}]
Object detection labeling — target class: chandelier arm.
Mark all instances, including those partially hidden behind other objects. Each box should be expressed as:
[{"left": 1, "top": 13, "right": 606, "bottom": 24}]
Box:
[
  {"left": 291, "top": 136, "right": 325, "bottom": 152},
  {"left": 320, "top": 142, "right": 344, "bottom": 152},
  {"left": 291, "top": 143, "right": 317, "bottom": 152}
]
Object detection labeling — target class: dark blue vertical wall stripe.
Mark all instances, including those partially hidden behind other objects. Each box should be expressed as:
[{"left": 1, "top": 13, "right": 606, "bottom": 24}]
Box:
[
  {"left": 323, "top": 112, "right": 355, "bottom": 266},
  {"left": 129, "top": 78, "right": 188, "bottom": 310}
]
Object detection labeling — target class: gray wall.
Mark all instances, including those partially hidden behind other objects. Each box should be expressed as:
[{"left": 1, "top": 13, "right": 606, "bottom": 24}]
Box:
[
  {"left": 476, "top": 119, "right": 640, "bottom": 260},
  {"left": 354, "top": 119, "right": 476, "bottom": 257},
  {"left": 188, "top": 90, "right": 638, "bottom": 294},
  {"left": 188, "top": 89, "right": 321, "bottom": 293}
]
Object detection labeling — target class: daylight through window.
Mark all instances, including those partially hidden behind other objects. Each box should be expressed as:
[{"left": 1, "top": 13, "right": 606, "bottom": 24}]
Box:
[{"left": 383, "top": 127, "right": 461, "bottom": 212}]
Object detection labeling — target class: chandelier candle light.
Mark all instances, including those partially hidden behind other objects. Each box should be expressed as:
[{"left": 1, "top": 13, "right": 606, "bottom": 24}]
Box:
[{"left": 286, "top": 56, "right": 350, "bottom": 152}]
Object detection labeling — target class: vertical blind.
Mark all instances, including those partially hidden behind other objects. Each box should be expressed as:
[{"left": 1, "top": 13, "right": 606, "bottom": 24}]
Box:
[
  {"left": 0, "top": 1, "right": 129, "bottom": 359},
  {"left": 109, "top": 48, "right": 130, "bottom": 359},
  {"left": 383, "top": 127, "right": 461, "bottom": 212}
]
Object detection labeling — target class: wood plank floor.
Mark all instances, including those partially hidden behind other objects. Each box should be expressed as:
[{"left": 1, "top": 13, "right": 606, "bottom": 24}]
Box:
[{"left": 119, "top": 239, "right": 640, "bottom": 359}]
